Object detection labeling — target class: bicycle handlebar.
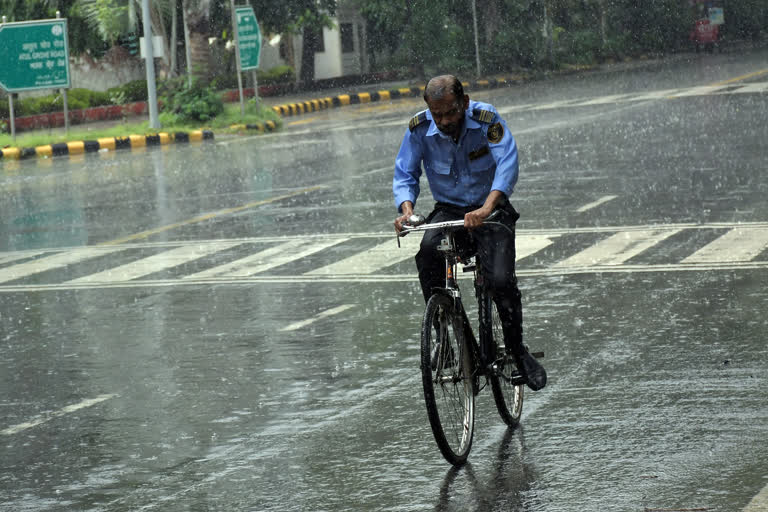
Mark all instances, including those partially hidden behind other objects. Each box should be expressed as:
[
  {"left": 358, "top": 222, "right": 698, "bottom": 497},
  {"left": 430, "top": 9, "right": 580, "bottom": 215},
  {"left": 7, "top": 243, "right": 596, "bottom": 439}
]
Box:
[{"left": 398, "top": 209, "right": 502, "bottom": 237}]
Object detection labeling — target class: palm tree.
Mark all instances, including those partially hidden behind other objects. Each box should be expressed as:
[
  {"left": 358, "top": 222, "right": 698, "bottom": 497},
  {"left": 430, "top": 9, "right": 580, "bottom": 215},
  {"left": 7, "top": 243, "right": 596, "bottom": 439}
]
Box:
[
  {"left": 77, "top": 0, "right": 173, "bottom": 75},
  {"left": 183, "top": 0, "right": 212, "bottom": 83}
]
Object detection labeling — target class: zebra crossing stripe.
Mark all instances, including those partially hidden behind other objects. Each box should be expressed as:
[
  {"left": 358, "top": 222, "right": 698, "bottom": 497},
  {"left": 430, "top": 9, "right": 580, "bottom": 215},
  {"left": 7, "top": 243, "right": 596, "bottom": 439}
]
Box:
[
  {"left": 307, "top": 233, "right": 421, "bottom": 276},
  {"left": 67, "top": 242, "right": 242, "bottom": 283},
  {"left": 683, "top": 227, "right": 768, "bottom": 263},
  {"left": 0, "top": 247, "right": 125, "bottom": 284},
  {"left": 554, "top": 229, "right": 682, "bottom": 267},
  {"left": 186, "top": 238, "right": 347, "bottom": 279},
  {"left": 516, "top": 234, "right": 558, "bottom": 261},
  {"left": 0, "top": 251, "right": 46, "bottom": 266},
  {"left": 2, "top": 223, "right": 768, "bottom": 290}
]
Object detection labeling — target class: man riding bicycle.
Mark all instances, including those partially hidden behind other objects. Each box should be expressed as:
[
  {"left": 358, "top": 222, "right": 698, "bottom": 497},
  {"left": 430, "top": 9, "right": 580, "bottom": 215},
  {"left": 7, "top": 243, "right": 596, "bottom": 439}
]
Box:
[{"left": 393, "top": 74, "right": 546, "bottom": 391}]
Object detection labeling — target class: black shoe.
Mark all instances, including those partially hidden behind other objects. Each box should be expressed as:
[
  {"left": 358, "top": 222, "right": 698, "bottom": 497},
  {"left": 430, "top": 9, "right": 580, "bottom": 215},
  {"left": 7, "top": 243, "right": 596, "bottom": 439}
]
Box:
[{"left": 513, "top": 350, "right": 547, "bottom": 391}]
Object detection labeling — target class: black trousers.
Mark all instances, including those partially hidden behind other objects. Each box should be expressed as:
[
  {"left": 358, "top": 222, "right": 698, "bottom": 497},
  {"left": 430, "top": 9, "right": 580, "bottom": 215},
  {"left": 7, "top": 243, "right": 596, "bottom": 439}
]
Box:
[{"left": 415, "top": 201, "right": 524, "bottom": 352}]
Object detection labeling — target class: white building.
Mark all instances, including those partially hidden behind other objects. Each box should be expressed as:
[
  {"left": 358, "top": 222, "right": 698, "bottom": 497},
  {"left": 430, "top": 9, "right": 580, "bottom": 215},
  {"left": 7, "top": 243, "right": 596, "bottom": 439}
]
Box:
[{"left": 259, "top": 2, "right": 369, "bottom": 80}]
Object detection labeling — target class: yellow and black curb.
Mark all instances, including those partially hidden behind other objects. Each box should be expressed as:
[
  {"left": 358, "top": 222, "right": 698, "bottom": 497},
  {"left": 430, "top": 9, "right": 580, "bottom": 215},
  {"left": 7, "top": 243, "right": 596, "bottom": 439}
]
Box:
[
  {"left": 0, "top": 130, "right": 214, "bottom": 161},
  {"left": 268, "top": 76, "right": 535, "bottom": 118},
  {"left": 227, "top": 120, "right": 279, "bottom": 133}
]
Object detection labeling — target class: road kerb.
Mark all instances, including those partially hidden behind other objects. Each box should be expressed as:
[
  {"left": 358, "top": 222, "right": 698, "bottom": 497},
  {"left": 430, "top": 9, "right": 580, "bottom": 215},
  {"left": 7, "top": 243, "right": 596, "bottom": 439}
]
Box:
[{"left": 0, "top": 130, "right": 215, "bottom": 161}]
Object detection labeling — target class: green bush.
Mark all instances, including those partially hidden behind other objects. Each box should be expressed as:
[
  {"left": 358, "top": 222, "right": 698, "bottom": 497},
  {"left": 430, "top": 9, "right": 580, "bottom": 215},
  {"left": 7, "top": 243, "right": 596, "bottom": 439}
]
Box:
[
  {"left": 107, "top": 79, "right": 148, "bottom": 103},
  {"left": 159, "top": 77, "right": 224, "bottom": 123},
  {"left": 556, "top": 29, "right": 602, "bottom": 65},
  {"left": 68, "top": 88, "right": 111, "bottom": 107},
  {"left": 258, "top": 65, "right": 295, "bottom": 85},
  {"left": 212, "top": 66, "right": 296, "bottom": 91}
]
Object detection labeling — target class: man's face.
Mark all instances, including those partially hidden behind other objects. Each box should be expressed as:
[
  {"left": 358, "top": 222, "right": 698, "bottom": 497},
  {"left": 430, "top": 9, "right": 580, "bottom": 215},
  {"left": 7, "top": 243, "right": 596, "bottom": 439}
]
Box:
[{"left": 426, "top": 94, "right": 466, "bottom": 138}]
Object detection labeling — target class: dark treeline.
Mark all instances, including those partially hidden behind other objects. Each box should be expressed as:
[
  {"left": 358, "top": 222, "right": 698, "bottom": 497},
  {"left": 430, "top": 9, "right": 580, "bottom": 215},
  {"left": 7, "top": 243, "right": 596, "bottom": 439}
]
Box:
[
  {"left": 363, "top": 0, "right": 768, "bottom": 77},
  {"left": 0, "top": 0, "right": 766, "bottom": 82}
]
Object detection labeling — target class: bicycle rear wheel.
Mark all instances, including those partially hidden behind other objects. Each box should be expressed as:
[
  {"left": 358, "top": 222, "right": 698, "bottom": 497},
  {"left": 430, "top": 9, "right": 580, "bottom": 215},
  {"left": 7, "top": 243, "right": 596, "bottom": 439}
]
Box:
[
  {"left": 421, "top": 294, "right": 475, "bottom": 465},
  {"left": 484, "top": 297, "right": 524, "bottom": 427}
]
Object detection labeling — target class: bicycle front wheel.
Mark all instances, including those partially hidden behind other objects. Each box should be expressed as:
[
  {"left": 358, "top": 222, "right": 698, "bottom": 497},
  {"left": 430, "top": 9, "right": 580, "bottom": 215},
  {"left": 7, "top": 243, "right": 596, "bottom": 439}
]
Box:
[
  {"left": 485, "top": 298, "right": 524, "bottom": 427},
  {"left": 421, "top": 294, "right": 475, "bottom": 465}
]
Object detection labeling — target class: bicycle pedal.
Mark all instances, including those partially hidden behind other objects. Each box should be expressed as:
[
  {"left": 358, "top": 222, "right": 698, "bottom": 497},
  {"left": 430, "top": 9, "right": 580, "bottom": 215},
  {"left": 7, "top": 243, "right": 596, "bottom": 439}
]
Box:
[
  {"left": 511, "top": 375, "right": 528, "bottom": 386},
  {"left": 531, "top": 351, "right": 545, "bottom": 359}
]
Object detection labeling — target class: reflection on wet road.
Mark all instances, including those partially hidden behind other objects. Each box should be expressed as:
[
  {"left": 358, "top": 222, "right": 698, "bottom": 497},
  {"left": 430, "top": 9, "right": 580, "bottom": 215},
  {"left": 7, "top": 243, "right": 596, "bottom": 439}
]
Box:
[{"left": 2, "top": 48, "right": 768, "bottom": 511}]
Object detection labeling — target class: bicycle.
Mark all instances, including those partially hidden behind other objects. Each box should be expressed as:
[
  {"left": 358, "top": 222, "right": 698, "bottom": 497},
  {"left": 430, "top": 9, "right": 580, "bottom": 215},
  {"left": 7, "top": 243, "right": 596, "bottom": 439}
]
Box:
[{"left": 397, "top": 211, "right": 542, "bottom": 465}]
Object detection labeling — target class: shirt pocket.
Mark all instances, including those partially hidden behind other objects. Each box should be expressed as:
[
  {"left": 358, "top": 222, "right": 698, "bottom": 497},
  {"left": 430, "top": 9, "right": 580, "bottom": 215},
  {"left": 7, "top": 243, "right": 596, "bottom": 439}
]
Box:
[
  {"left": 426, "top": 158, "right": 452, "bottom": 176},
  {"left": 468, "top": 144, "right": 494, "bottom": 173}
]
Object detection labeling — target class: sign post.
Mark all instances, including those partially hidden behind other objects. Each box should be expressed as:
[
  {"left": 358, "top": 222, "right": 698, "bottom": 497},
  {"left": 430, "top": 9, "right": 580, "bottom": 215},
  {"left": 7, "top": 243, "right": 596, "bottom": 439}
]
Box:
[
  {"left": 231, "top": 4, "right": 261, "bottom": 114},
  {"left": 0, "top": 16, "right": 71, "bottom": 140}
]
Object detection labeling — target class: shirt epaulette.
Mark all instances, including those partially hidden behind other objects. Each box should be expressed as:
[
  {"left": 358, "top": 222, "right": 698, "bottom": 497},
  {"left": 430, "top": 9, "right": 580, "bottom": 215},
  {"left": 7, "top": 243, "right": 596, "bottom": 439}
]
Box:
[
  {"left": 409, "top": 111, "right": 428, "bottom": 132},
  {"left": 472, "top": 108, "right": 495, "bottom": 123}
]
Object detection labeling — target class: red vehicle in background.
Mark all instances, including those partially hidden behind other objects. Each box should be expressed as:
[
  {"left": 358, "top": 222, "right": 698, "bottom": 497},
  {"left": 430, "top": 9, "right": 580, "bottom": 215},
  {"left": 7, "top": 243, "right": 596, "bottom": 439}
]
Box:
[{"left": 691, "top": 19, "right": 719, "bottom": 53}]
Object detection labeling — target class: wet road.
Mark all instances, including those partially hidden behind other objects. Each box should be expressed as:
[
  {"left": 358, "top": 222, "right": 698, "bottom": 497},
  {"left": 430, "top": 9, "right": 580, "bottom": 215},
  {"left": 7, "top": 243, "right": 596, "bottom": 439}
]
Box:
[{"left": 2, "top": 47, "right": 768, "bottom": 511}]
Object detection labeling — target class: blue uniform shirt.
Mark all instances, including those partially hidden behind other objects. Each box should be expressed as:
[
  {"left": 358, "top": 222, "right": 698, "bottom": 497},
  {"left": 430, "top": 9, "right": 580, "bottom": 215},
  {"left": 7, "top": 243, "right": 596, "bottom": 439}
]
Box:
[{"left": 393, "top": 100, "right": 519, "bottom": 212}]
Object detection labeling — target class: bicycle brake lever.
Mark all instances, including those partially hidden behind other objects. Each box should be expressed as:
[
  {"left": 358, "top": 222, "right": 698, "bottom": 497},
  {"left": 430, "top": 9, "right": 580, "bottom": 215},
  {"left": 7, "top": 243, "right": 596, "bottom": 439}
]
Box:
[{"left": 486, "top": 209, "right": 502, "bottom": 222}]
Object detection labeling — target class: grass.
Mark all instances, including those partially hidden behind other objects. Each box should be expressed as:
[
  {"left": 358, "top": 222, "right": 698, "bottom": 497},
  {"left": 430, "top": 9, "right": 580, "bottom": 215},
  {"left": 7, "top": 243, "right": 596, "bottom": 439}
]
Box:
[{"left": 0, "top": 100, "right": 281, "bottom": 149}]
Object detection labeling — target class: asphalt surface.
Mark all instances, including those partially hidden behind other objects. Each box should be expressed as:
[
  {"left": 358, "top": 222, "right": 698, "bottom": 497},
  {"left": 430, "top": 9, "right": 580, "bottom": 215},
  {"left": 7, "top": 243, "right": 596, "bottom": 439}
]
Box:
[{"left": 1, "top": 46, "right": 768, "bottom": 511}]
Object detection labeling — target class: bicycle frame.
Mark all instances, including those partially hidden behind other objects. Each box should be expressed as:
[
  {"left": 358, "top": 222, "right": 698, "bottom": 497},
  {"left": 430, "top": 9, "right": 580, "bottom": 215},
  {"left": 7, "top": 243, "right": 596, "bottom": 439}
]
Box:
[
  {"left": 400, "top": 213, "right": 529, "bottom": 463},
  {"left": 400, "top": 220, "right": 494, "bottom": 372}
]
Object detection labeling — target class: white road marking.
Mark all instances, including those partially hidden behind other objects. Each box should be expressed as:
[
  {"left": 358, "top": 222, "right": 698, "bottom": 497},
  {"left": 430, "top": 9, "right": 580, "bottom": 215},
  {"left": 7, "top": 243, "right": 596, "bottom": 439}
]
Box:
[
  {"left": 568, "top": 94, "right": 634, "bottom": 106},
  {"left": 529, "top": 99, "right": 584, "bottom": 110},
  {"left": 626, "top": 89, "right": 686, "bottom": 101},
  {"left": 669, "top": 85, "right": 729, "bottom": 97},
  {"left": 0, "top": 250, "right": 45, "bottom": 265},
  {"left": 0, "top": 394, "right": 116, "bottom": 436},
  {"left": 279, "top": 304, "right": 356, "bottom": 331},
  {"left": 68, "top": 242, "right": 241, "bottom": 283},
  {"left": 0, "top": 247, "right": 125, "bottom": 284},
  {"left": 2, "top": 222, "right": 768, "bottom": 291},
  {"left": 683, "top": 227, "right": 768, "bottom": 263},
  {"left": 352, "top": 165, "right": 393, "bottom": 178},
  {"left": 516, "top": 234, "right": 558, "bottom": 261},
  {"left": 185, "top": 238, "right": 347, "bottom": 278},
  {"left": 730, "top": 82, "right": 768, "bottom": 94},
  {"left": 554, "top": 228, "right": 682, "bottom": 267},
  {"left": 575, "top": 195, "right": 618, "bottom": 213},
  {"left": 307, "top": 233, "right": 421, "bottom": 275},
  {"left": 497, "top": 103, "right": 537, "bottom": 115},
  {"left": 744, "top": 481, "right": 768, "bottom": 511}
]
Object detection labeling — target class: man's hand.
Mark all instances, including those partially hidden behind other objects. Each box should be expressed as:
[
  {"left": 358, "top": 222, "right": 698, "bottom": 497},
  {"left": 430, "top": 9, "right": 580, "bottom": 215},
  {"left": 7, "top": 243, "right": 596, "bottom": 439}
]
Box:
[
  {"left": 394, "top": 201, "right": 414, "bottom": 234},
  {"left": 464, "top": 206, "right": 493, "bottom": 230}
]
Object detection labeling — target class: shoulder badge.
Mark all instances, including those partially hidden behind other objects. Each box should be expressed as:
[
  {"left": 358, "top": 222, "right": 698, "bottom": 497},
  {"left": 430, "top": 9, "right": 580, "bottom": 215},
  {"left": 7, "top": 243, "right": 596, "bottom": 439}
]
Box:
[
  {"left": 487, "top": 122, "right": 504, "bottom": 144},
  {"left": 472, "top": 108, "right": 495, "bottom": 124},
  {"left": 409, "top": 111, "right": 428, "bottom": 132}
]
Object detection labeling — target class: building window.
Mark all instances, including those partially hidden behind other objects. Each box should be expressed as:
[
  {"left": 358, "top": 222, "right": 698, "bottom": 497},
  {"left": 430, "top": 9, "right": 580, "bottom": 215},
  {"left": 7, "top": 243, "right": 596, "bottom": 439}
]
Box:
[{"left": 340, "top": 23, "right": 355, "bottom": 53}]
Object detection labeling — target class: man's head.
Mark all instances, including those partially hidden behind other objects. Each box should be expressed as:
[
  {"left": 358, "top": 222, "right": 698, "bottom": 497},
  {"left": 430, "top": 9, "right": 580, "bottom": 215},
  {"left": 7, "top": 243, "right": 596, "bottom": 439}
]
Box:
[{"left": 423, "top": 75, "right": 469, "bottom": 139}]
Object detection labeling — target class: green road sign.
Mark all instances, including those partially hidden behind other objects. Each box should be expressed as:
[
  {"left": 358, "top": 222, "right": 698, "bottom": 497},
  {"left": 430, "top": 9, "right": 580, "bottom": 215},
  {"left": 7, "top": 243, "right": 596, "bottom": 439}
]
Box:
[
  {"left": 235, "top": 7, "right": 261, "bottom": 70},
  {"left": 0, "top": 19, "right": 71, "bottom": 92}
]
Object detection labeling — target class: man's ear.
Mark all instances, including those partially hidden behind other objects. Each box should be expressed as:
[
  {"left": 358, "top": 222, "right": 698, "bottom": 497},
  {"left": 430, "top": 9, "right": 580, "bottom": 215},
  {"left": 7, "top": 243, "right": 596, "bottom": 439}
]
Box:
[{"left": 463, "top": 94, "right": 470, "bottom": 108}]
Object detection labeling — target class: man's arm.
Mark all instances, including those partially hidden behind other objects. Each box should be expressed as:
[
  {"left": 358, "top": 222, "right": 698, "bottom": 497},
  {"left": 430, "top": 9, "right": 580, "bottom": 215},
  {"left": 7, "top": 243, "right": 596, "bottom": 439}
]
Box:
[
  {"left": 464, "top": 190, "right": 505, "bottom": 229},
  {"left": 393, "top": 126, "right": 423, "bottom": 232},
  {"left": 487, "top": 115, "right": 519, "bottom": 198},
  {"left": 465, "top": 110, "right": 518, "bottom": 229}
]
